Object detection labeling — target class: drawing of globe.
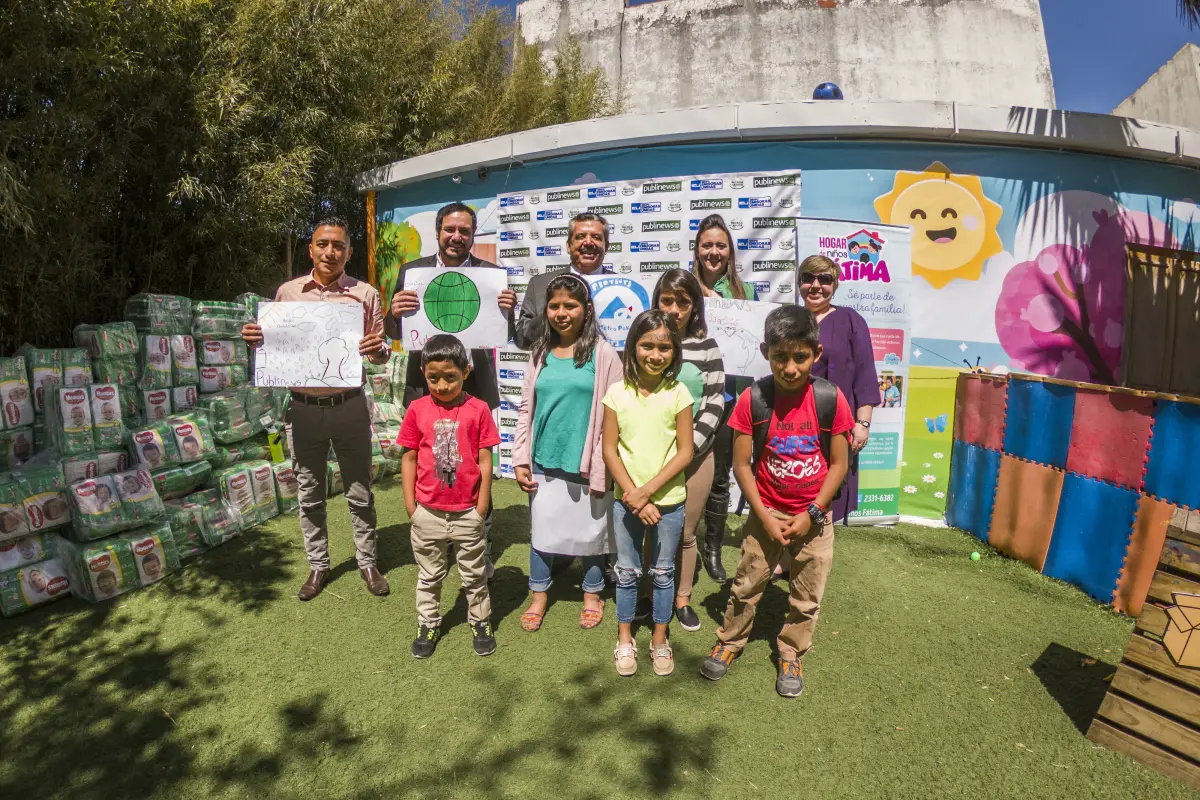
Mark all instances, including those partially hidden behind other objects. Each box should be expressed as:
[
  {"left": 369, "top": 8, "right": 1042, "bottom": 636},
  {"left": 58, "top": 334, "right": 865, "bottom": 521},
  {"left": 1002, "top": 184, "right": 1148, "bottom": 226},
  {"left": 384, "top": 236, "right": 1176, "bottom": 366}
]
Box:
[{"left": 423, "top": 272, "right": 481, "bottom": 333}]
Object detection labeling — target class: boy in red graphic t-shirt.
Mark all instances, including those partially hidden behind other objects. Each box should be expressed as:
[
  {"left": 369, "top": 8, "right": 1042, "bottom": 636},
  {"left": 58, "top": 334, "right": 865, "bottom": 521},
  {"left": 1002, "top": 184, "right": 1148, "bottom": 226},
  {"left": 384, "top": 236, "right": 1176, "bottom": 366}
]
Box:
[
  {"left": 700, "top": 306, "right": 854, "bottom": 697},
  {"left": 399, "top": 334, "right": 501, "bottom": 660}
]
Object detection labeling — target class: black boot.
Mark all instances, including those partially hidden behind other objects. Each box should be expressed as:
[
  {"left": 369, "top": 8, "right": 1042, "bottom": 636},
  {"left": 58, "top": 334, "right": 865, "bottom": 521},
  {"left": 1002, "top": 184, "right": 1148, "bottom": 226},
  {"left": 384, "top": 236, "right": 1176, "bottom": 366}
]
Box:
[{"left": 703, "top": 512, "right": 727, "bottom": 582}]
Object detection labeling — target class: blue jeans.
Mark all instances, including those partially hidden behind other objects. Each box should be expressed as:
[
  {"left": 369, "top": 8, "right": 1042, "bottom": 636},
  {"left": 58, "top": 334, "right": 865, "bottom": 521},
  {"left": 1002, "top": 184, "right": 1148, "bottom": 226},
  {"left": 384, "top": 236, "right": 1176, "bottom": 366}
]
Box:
[
  {"left": 528, "top": 548, "right": 607, "bottom": 594},
  {"left": 614, "top": 501, "right": 685, "bottom": 625}
]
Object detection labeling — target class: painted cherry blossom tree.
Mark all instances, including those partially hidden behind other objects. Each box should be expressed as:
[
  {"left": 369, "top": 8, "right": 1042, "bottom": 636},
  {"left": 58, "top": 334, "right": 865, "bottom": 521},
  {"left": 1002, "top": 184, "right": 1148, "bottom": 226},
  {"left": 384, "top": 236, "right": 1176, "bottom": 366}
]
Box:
[{"left": 996, "top": 209, "right": 1175, "bottom": 384}]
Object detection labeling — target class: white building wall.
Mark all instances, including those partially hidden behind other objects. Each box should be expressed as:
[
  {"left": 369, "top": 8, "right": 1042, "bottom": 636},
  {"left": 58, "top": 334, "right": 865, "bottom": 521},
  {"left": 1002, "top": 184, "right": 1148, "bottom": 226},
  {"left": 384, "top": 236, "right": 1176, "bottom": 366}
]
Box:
[
  {"left": 1114, "top": 43, "right": 1200, "bottom": 133},
  {"left": 517, "top": 0, "right": 1056, "bottom": 113}
]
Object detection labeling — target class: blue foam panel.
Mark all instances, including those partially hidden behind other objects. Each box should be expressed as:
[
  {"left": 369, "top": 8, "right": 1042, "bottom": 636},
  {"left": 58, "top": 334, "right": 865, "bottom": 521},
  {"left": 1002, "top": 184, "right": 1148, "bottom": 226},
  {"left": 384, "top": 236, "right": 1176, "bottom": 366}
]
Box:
[
  {"left": 1144, "top": 400, "right": 1200, "bottom": 509},
  {"left": 1002, "top": 379, "right": 1076, "bottom": 468},
  {"left": 945, "top": 440, "right": 1001, "bottom": 541},
  {"left": 1042, "top": 474, "right": 1138, "bottom": 605}
]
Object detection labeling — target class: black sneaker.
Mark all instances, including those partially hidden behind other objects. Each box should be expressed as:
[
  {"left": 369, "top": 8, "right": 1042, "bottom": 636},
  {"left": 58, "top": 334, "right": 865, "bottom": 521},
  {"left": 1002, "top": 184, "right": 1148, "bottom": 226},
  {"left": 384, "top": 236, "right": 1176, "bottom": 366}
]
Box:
[
  {"left": 633, "top": 596, "right": 652, "bottom": 621},
  {"left": 675, "top": 605, "right": 701, "bottom": 631},
  {"left": 776, "top": 660, "right": 805, "bottom": 698},
  {"left": 411, "top": 623, "right": 441, "bottom": 659},
  {"left": 472, "top": 620, "right": 497, "bottom": 656},
  {"left": 700, "top": 644, "right": 738, "bottom": 681}
]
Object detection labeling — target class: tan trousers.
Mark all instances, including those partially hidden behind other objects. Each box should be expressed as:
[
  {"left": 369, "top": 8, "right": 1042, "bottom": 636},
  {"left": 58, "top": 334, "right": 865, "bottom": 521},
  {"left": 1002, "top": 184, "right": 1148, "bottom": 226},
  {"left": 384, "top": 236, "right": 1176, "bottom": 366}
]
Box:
[
  {"left": 410, "top": 505, "right": 491, "bottom": 626},
  {"left": 289, "top": 392, "right": 377, "bottom": 571},
  {"left": 677, "top": 451, "right": 714, "bottom": 599},
  {"left": 715, "top": 507, "right": 834, "bottom": 662}
]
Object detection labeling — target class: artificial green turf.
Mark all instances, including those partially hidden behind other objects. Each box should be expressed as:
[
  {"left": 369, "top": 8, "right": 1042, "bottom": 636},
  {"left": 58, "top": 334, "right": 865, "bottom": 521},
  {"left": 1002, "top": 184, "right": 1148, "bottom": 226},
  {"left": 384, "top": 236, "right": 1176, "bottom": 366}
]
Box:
[{"left": 0, "top": 480, "right": 1192, "bottom": 799}]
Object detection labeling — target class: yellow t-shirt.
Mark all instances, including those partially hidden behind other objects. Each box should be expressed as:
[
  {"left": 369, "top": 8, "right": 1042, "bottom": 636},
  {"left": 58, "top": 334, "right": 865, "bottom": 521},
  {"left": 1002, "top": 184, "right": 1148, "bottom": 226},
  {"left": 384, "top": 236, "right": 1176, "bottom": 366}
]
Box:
[{"left": 602, "top": 379, "right": 694, "bottom": 506}]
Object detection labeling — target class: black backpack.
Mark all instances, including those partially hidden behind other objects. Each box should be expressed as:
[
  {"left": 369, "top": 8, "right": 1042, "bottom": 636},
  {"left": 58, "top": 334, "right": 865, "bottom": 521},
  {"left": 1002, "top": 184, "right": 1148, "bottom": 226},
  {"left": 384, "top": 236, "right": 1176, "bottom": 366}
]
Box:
[{"left": 747, "top": 375, "right": 844, "bottom": 501}]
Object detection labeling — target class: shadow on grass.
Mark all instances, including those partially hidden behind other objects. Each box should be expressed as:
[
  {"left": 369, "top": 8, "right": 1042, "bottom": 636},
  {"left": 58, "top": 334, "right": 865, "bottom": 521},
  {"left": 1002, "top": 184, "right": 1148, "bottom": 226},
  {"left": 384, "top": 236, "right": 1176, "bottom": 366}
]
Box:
[
  {"left": 1031, "top": 642, "right": 1117, "bottom": 735},
  {"left": 164, "top": 523, "right": 295, "bottom": 614}
]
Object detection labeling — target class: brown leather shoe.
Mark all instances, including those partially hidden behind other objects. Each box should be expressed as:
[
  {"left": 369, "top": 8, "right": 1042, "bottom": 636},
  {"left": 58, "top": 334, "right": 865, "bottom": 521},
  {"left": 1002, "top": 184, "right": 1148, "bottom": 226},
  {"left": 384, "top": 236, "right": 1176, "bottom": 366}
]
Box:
[
  {"left": 361, "top": 566, "right": 390, "bottom": 597},
  {"left": 297, "top": 569, "right": 328, "bottom": 601}
]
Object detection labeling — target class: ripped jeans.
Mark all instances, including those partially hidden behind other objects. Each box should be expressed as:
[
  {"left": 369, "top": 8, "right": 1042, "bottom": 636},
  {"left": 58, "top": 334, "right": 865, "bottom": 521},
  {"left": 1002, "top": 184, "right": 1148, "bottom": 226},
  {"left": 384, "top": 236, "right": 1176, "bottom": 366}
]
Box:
[{"left": 613, "top": 501, "right": 685, "bottom": 625}]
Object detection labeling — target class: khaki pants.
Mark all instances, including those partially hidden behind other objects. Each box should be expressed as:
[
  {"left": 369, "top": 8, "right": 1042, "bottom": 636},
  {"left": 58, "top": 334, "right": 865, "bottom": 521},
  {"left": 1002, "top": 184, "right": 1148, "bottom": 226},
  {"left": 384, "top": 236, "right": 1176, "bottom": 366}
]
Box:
[
  {"left": 677, "top": 451, "right": 714, "bottom": 599},
  {"left": 715, "top": 508, "right": 834, "bottom": 662},
  {"left": 289, "top": 392, "right": 377, "bottom": 571},
  {"left": 410, "top": 505, "right": 491, "bottom": 626}
]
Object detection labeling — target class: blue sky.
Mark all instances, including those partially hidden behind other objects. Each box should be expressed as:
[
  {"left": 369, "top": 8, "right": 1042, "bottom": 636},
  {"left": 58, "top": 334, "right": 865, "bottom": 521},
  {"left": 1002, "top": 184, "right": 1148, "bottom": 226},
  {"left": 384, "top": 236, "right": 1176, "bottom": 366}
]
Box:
[{"left": 1043, "top": 0, "right": 1200, "bottom": 112}]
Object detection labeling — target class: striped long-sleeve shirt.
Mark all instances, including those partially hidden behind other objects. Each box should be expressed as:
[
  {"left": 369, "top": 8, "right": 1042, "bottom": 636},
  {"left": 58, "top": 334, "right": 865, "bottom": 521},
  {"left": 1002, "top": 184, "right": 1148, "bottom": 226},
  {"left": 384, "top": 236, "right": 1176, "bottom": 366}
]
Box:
[{"left": 681, "top": 336, "right": 725, "bottom": 458}]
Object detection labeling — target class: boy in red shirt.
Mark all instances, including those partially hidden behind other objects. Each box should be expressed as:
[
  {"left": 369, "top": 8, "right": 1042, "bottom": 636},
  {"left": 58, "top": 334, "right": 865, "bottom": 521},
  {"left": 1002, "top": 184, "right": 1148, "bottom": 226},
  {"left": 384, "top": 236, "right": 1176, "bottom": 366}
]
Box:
[
  {"left": 399, "top": 334, "right": 501, "bottom": 658},
  {"left": 701, "top": 306, "right": 853, "bottom": 697}
]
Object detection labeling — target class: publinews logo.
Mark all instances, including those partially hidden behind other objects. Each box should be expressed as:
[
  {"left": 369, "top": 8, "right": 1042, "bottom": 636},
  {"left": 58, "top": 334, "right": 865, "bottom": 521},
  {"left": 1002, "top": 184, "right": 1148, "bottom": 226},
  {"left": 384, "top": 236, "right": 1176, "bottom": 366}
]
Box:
[
  {"left": 630, "top": 241, "right": 661, "bottom": 253},
  {"left": 536, "top": 209, "right": 563, "bottom": 221},
  {"left": 737, "top": 238, "right": 773, "bottom": 250},
  {"left": 546, "top": 189, "right": 580, "bottom": 202},
  {"left": 640, "top": 261, "right": 680, "bottom": 272},
  {"left": 738, "top": 197, "right": 773, "bottom": 209},
  {"left": 500, "top": 195, "right": 524, "bottom": 207},
  {"left": 753, "top": 174, "right": 798, "bottom": 187},
  {"left": 752, "top": 260, "right": 797, "bottom": 272},
  {"left": 690, "top": 178, "right": 724, "bottom": 190},
  {"left": 642, "top": 220, "right": 680, "bottom": 232},
  {"left": 499, "top": 230, "right": 523, "bottom": 241},
  {"left": 753, "top": 217, "right": 796, "bottom": 228},
  {"left": 642, "top": 180, "right": 682, "bottom": 193},
  {"left": 587, "top": 186, "right": 617, "bottom": 198},
  {"left": 631, "top": 202, "right": 661, "bottom": 214},
  {"left": 499, "top": 351, "right": 530, "bottom": 363},
  {"left": 690, "top": 198, "right": 731, "bottom": 210},
  {"left": 499, "top": 247, "right": 530, "bottom": 258},
  {"left": 607, "top": 242, "right": 623, "bottom": 253},
  {"left": 544, "top": 226, "right": 569, "bottom": 238},
  {"left": 500, "top": 212, "right": 530, "bottom": 224},
  {"left": 589, "top": 204, "right": 623, "bottom": 215}
]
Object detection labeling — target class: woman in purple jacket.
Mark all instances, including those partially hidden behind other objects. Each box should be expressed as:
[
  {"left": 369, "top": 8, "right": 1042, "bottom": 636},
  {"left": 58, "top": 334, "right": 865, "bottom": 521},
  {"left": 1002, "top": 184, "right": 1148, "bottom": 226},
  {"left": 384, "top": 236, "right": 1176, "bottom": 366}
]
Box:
[{"left": 799, "top": 254, "right": 882, "bottom": 523}]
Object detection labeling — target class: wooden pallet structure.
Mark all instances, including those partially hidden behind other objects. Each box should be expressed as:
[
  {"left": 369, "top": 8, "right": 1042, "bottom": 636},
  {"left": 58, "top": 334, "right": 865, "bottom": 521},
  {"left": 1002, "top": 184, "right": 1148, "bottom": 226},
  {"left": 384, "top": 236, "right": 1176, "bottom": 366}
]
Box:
[{"left": 1088, "top": 509, "right": 1200, "bottom": 790}]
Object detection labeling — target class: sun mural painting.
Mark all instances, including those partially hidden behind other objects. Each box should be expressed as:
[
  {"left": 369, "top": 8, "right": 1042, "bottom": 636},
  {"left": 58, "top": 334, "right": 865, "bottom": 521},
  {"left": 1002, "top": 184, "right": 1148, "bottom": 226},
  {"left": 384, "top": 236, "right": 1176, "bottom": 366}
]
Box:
[{"left": 874, "top": 162, "right": 1004, "bottom": 289}]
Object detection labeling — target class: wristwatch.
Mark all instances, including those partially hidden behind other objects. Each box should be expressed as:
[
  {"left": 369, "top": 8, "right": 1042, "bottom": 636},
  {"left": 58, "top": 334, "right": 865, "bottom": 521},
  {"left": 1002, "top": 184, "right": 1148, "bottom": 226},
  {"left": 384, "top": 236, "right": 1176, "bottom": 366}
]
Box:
[
  {"left": 807, "top": 502, "right": 828, "bottom": 526},
  {"left": 856, "top": 419, "right": 871, "bottom": 429}
]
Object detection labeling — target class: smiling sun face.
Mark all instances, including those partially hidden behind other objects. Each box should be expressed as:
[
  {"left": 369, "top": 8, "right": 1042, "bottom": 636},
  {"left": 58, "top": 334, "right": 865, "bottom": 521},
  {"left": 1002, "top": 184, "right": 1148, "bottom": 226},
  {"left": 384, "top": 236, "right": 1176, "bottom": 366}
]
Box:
[{"left": 874, "top": 162, "right": 1003, "bottom": 288}]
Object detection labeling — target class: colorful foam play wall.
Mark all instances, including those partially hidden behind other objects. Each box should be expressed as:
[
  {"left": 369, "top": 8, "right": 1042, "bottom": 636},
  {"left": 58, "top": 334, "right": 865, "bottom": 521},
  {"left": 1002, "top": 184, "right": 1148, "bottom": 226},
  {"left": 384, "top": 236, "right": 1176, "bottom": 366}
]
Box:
[{"left": 945, "top": 372, "right": 1200, "bottom": 616}]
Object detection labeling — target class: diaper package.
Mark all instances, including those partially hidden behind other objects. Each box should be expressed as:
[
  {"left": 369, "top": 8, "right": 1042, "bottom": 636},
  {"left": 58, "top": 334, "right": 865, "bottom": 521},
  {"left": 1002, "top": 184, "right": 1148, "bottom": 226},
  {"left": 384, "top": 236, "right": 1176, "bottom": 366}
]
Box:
[
  {"left": 97, "top": 449, "right": 131, "bottom": 476},
  {"left": 124, "top": 293, "right": 193, "bottom": 336},
  {"left": 327, "top": 461, "right": 344, "bottom": 496},
  {"left": 67, "top": 475, "right": 130, "bottom": 540},
  {"left": 114, "top": 468, "right": 165, "bottom": 524},
  {"left": 0, "top": 428, "right": 35, "bottom": 471},
  {"left": 246, "top": 459, "right": 279, "bottom": 523},
  {"left": 130, "top": 422, "right": 180, "bottom": 471},
  {"left": 61, "top": 348, "right": 93, "bottom": 387},
  {"left": 61, "top": 453, "right": 100, "bottom": 484},
  {"left": 16, "top": 345, "right": 63, "bottom": 414},
  {"left": 173, "top": 386, "right": 198, "bottom": 411},
  {"left": 74, "top": 321, "right": 140, "bottom": 358},
  {"left": 90, "top": 383, "right": 124, "bottom": 450},
  {"left": 92, "top": 355, "right": 140, "bottom": 386},
  {"left": 138, "top": 335, "right": 173, "bottom": 389},
  {"left": 123, "top": 521, "right": 180, "bottom": 586},
  {"left": 47, "top": 386, "right": 94, "bottom": 456},
  {"left": 170, "top": 335, "right": 199, "bottom": 386},
  {"left": 271, "top": 462, "right": 299, "bottom": 513},
  {"left": 211, "top": 464, "right": 256, "bottom": 522},
  {"left": 150, "top": 460, "right": 212, "bottom": 500},
  {"left": 192, "top": 301, "right": 247, "bottom": 340},
  {"left": 199, "top": 365, "right": 245, "bottom": 394},
  {"left": 0, "top": 532, "right": 52, "bottom": 571},
  {"left": 0, "top": 480, "right": 29, "bottom": 542},
  {"left": 200, "top": 340, "right": 249, "bottom": 366},
  {"left": 19, "top": 466, "right": 71, "bottom": 533},
  {"left": 55, "top": 536, "right": 137, "bottom": 604},
  {"left": 0, "top": 357, "right": 35, "bottom": 430},
  {"left": 168, "top": 413, "right": 215, "bottom": 463},
  {"left": 0, "top": 557, "right": 71, "bottom": 616},
  {"left": 141, "top": 389, "right": 172, "bottom": 423}
]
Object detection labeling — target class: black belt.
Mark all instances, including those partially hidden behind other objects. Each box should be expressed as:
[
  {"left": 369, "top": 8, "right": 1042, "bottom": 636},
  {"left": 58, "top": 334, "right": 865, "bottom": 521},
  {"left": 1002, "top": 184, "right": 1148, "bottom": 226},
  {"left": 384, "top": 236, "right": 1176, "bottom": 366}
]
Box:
[{"left": 289, "top": 387, "right": 362, "bottom": 408}]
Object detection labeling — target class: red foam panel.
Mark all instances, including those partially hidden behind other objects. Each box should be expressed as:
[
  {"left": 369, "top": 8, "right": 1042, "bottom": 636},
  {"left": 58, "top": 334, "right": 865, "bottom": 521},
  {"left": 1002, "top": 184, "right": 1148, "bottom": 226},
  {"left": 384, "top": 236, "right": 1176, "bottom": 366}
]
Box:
[
  {"left": 953, "top": 374, "right": 1007, "bottom": 451},
  {"left": 1065, "top": 390, "right": 1155, "bottom": 491}
]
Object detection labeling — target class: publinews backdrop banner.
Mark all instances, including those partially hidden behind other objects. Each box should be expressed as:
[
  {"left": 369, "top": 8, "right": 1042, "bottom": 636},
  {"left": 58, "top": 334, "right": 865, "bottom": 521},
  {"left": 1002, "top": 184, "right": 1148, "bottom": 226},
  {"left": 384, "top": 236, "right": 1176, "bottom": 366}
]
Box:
[
  {"left": 794, "top": 219, "right": 913, "bottom": 523},
  {"left": 494, "top": 170, "right": 802, "bottom": 305}
]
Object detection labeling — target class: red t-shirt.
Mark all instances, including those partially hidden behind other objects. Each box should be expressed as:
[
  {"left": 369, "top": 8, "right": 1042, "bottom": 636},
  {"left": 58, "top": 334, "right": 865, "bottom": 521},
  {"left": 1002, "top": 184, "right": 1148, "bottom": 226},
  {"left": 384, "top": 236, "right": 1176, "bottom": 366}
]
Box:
[
  {"left": 397, "top": 394, "right": 500, "bottom": 511},
  {"left": 728, "top": 381, "right": 855, "bottom": 515}
]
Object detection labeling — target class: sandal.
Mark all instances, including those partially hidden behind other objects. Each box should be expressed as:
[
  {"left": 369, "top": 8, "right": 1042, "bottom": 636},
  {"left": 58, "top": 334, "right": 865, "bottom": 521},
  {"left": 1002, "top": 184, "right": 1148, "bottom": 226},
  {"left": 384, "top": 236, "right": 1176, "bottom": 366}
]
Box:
[
  {"left": 580, "top": 604, "right": 605, "bottom": 630},
  {"left": 520, "top": 609, "right": 545, "bottom": 632}
]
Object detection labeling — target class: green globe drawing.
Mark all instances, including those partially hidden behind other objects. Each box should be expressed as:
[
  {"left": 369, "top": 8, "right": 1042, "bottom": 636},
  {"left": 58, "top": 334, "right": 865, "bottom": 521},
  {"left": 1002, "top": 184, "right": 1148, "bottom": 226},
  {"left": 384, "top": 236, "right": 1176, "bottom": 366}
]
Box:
[{"left": 423, "top": 271, "right": 481, "bottom": 333}]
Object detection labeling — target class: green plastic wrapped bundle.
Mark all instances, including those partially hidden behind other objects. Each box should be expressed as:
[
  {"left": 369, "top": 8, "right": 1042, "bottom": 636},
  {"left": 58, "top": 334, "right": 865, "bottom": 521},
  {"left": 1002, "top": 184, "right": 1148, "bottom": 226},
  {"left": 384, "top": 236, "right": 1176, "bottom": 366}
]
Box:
[
  {"left": 55, "top": 535, "right": 137, "bottom": 603},
  {"left": 150, "top": 460, "right": 212, "bottom": 500},
  {"left": 197, "top": 389, "right": 246, "bottom": 433},
  {"left": 370, "top": 455, "right": 387, "bottom": 483},
  {"left": 67, "top": 475, "right": 131, "bottom": 540},
  {"left": 45, "top": 386, "right": 94, "bottom": 456},
  {"left": 369, "top": 399, "right": 404, "bottom": 427},
  {"left": 236, "top": 293, "right": 268, "bottom": 320},
  {"left": 192, "top": 301, "right": 247, "bottom": 340},
  {"left": 61, "top": 348, "right": 93, "bottom": 387},
  {"left": 93, "top": 355, "right": 140, "bottom": 387},
  {"left": 164, "top": 499, "right": 208, "bottom": 559},
  {"left": 199, "top": 340, "right": 249, "bottom": 366},
  {"left": 271, "top": 462, "right": 299, "bottom": 513},
  {"left": 328, "top": 461, "right": 344, "bottom": 496},
  {"left": 117, "top": 385, "right": 141, "bottom": 424},
  {"left": 211, "top": 464, "right": 256, "bottom": 523},
  {"left": 138, "top": 335, "right": 173, "bottom": 389},
  {"left": 0, "top": 357, "right": 35, "bottom": 430},
  {"left": 167, "top": 413, "right": 215, "bottom": 463},
  {"left": 172, "top": 386, "right": 198, "bottom": 411},
  {"left": 74, "top": 322, "right": 139, "bottom": 358},
  {"left": 97, "top": 449, "right": 132, "bottom": 475},
  {"left": 170, "top": 335, "right": 199, "bottom": 386},
  {"left": 124, "top": 294, "right": 193, "bottom": 336},
  {"left": 0, "top": 532, "right": 52, "bottom": 571},
  {"left": 61, "top": 453, "right": 100, "bottom": 484},
  {"left": 375, "top": 422, "right": 402, "bottom": 460},
  {"left": 0, "top": 427, "right": 35, "bottom": 471},
  {"left": 246, "top": 459, "right": 279, "bottom": 523},
  {"left": 140, "top": 389, "right": 172, "bottom": 423},
  {"left": 90, "top": 384, "right": 124, "bottom": 450},
  {"left": 19, "top": 465, "right": 71, "bottom": 533},
  {"left": 122, "top": 521, "right": 180, "bottom": 586},
  {"left": 0, "top": 557, "right": 71, "bottom": 616},
  {"left": 15, "top": 345, "right": 62, "bottom": 414},
  {"left": 198, "top": 365, "right": 246, "bottom": 394},
  {"left": 130, "top": 421, "right": 181, "bottom": 470},
  {"left": 193, "top": 492, "right": 243, "bottom": 547},
  {"left": 32, "top": 421, "right": 48, "bottom": 455},
  {"left": 0, "top": 480, "right": 29, "bottom": 542},
  {"left": 114, "top": 468, "right": 164, "bottom": 524}
]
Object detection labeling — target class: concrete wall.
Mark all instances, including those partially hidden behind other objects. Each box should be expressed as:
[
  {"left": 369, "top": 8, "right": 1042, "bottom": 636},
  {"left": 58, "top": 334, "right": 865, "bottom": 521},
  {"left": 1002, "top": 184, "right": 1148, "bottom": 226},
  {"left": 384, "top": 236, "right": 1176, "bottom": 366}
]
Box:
[
  {"left": 516, "top": 0, "right": 1056, "bottom": 113},
  {"left": 1114, "top": 43, "right": 1200, "bottom": 133}
]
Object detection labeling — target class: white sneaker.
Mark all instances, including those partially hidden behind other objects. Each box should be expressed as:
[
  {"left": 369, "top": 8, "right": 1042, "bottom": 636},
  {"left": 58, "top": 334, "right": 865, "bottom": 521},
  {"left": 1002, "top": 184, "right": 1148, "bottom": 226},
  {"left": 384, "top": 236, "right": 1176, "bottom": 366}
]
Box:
[
  {"left": 651, "top": 640, "right": 674, "bottom": 676},
  {"left": 614, "top": 640, "right": 638, "bottom": 676}
]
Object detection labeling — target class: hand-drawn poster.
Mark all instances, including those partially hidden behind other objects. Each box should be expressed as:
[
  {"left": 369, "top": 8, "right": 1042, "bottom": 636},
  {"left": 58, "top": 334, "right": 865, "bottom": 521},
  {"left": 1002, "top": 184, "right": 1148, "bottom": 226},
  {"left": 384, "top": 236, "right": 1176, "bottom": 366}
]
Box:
[
  {"left": 401, "top": 267, "right": 509, "bottom": 351},
  {"left": 704, "top": 298, "right": 775, "bottom": 379},
  {"left": 583, "top": 274, "right": 659, "bottom": 350},
  {"left": 254, "top": 302, "right": 364, "bottom": 388}
]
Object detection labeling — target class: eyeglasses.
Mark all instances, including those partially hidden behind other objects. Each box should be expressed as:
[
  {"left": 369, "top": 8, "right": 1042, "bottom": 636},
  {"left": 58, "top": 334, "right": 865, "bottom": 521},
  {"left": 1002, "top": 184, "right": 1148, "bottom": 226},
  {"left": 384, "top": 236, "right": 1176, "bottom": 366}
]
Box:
[{"left": 800, "top": 272, "right": 835, "bottom": 287}]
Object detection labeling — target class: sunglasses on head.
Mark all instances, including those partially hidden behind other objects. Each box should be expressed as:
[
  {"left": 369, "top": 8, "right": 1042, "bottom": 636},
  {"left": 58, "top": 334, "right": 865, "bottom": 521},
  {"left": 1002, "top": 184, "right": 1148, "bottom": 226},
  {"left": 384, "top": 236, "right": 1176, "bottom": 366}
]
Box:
[{"left": 800, "top": 272, "right": 835, "bottom": 287}]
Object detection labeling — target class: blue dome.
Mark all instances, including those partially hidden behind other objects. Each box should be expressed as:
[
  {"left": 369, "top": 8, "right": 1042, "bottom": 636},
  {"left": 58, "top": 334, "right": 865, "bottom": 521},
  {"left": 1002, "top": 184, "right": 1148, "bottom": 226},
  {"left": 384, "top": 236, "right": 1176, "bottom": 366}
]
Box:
[{"left": 813, "top": 82, "right": 844, "bottom": 100}]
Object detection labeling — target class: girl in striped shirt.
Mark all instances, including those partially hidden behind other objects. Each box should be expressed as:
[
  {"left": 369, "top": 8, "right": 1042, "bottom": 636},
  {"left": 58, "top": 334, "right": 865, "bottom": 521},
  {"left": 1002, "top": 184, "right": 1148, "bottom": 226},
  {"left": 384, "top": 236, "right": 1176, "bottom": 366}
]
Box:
[{"left": 643, "top": 268, "right": 726, "bottom": 631}]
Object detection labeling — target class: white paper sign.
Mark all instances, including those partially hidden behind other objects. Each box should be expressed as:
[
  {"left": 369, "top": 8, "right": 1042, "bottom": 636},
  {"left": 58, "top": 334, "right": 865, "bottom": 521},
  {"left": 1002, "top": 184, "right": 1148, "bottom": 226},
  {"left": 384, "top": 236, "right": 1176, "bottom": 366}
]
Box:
[
  {"left": 704, "top": 297, "right": 775, "bottom": 379},
  {"left": 254, "top": 301, "right": 364, "bottom": 388},
  {"left": 401, "top": 267, "right": 509, "bottom": 351},
  {"left": 583, "top": 274, "right": 659, "bottom": 350}
]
